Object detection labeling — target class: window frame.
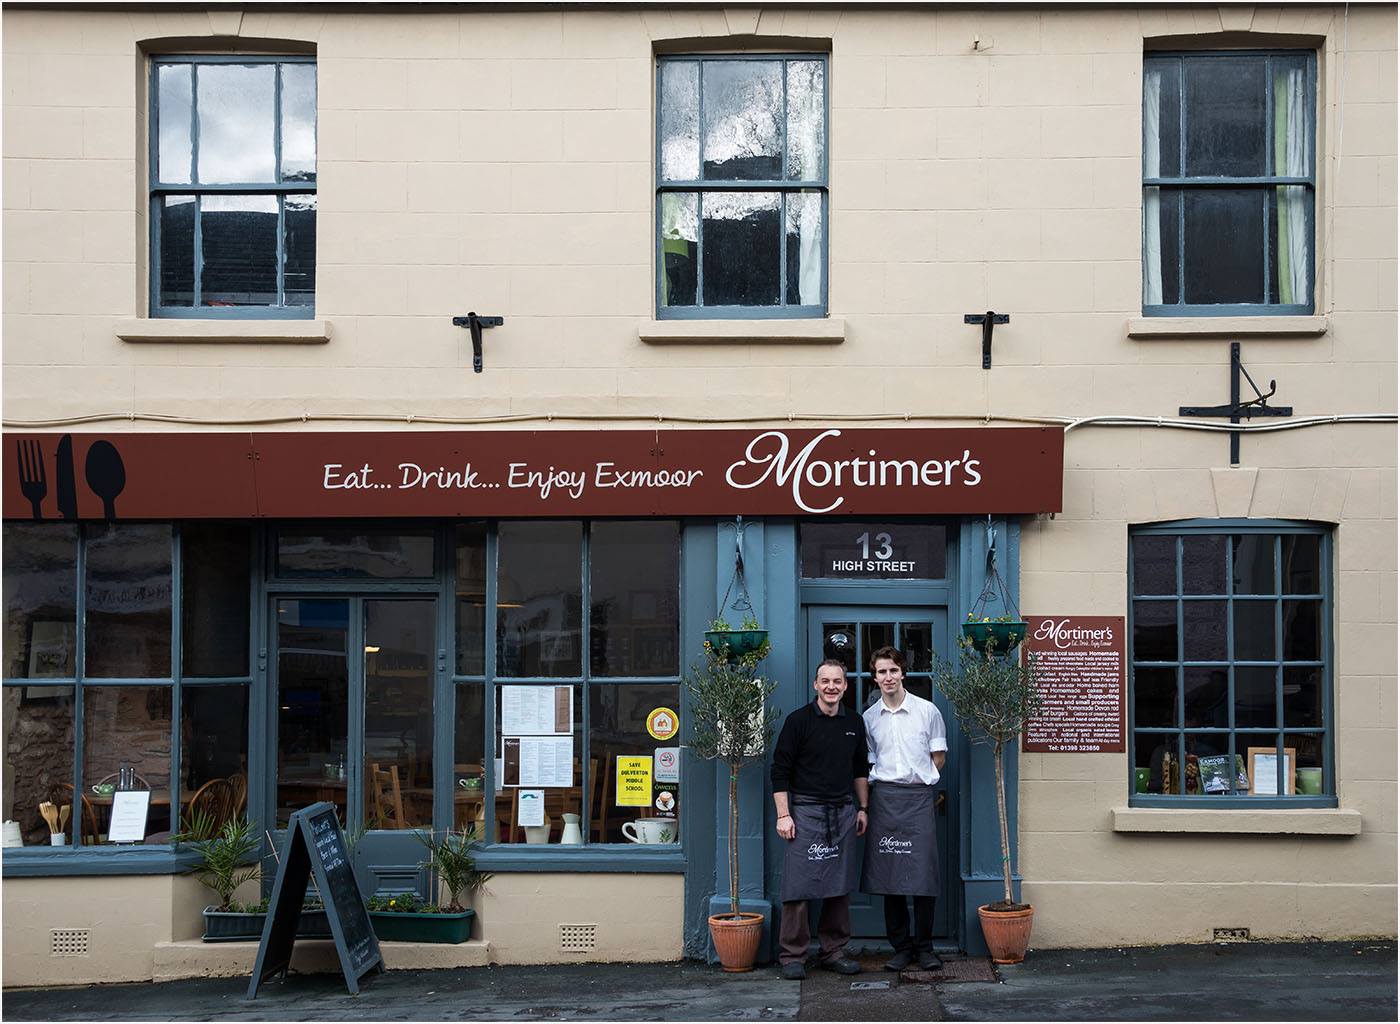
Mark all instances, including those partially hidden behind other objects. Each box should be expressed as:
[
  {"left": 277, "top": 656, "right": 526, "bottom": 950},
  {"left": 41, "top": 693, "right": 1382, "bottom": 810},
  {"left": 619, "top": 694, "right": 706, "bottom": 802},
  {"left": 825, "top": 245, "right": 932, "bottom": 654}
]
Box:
[
  {"left": 454, "top": 519, "right": 685, "bottom": 866},
  {"left": 147, "top": 54, "right": 317, "bottom": 320},
  {"left": 654, "top": 52, "right": 830, "bottom": 321},
  {"left": 1127, "top": 519, "right": 1335, "bottom": 808},
  {"left": 1, "top": 522, "right": 257, "bottom": 869},
  {"left": 1142, "top": 49, "right": 1317, "bottom": 318}
]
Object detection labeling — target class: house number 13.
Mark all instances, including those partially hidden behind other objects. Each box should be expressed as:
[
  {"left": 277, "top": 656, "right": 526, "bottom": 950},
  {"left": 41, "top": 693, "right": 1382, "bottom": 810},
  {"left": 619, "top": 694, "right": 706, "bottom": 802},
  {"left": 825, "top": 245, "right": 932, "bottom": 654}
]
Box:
[{"left": 856, "top": 532, "right": 893, "bottom": 560}]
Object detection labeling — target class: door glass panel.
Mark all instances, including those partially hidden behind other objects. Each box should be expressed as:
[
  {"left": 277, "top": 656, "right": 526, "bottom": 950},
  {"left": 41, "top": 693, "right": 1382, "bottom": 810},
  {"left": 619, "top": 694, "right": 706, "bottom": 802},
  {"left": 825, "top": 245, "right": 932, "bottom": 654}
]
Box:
[
  {"left": 276, "top": 598, "right": 349, "bottom": 826},
  {"left": 364, "top": 600, "right": 434, "bottom": 830},
  {"left": 820, "top": 622, "right": 856, "bottom": 676},
  {"left": 901, "top": 622, "right": 934, "bottom": 672}
]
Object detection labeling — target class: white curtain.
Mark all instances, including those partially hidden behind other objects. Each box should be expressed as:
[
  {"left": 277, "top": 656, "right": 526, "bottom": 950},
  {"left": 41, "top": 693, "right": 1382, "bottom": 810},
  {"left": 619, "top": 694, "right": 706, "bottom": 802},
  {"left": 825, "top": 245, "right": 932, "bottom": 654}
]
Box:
[
  {"left": 1274, "top": 68, "right": 1310, "bottom": 305},
  {"left": 1142, "top": 70, "right": 1164, "bottom": 305},
  {"left": 794, "top": 192, "right": 821, "bottom": 306}
]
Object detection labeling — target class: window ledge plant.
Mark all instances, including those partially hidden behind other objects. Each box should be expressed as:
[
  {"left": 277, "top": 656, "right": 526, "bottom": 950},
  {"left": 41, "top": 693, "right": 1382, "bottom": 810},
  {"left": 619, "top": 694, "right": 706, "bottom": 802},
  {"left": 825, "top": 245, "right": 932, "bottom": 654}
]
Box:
[{"left": 366, "top": 825, "right": 491, "bottom": 944}]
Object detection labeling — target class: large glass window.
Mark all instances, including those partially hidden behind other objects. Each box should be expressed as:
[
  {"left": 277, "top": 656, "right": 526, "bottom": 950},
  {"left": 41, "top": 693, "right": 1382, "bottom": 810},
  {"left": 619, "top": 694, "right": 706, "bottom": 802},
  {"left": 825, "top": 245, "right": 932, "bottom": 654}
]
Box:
[
  {"left": 1143, "top": 52, "right": 1315, "bottom": 315},
  {"left": 1, "top": 523, "right": 253, "bottom": 850},
  {"left": 1129, "top": 523, "right": 1332, "bottom": 801},
  {"left": 455, "top": 521, "right": 682, "bottom": 847},
  {"left": 150, "top": 57, "right": 316, "bottom": 317},
  {"left": 657, "top": 55, "right": 827, "bottom": 318}
]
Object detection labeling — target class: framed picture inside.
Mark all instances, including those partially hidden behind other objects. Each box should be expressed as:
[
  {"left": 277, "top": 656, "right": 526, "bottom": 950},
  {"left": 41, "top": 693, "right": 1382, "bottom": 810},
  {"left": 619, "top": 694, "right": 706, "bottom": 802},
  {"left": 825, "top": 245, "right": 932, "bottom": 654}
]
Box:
[
  {"left": 26, "top": 619, "right": 75, "bottom": 679},
  {"left": 1247, "top": 746, "right": 1297, "bottom": 796}
]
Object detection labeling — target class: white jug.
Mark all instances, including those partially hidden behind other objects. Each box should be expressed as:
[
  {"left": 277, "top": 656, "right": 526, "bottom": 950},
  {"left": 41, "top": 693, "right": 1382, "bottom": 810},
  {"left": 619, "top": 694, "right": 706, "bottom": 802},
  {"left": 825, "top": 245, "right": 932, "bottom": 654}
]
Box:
[{"left": 560, "top": 813, "right": 583, "bottom": 845}]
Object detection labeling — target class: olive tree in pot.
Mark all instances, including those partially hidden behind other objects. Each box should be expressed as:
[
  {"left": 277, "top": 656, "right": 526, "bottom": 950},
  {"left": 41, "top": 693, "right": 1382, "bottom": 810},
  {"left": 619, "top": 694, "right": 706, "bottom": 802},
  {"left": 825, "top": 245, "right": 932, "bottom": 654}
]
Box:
[
  {"left": 685, "top": 635, "right": 777, "bottom": 972},
  {"left": 934, "top": 634, "right": 1044, "bottom": 964}
]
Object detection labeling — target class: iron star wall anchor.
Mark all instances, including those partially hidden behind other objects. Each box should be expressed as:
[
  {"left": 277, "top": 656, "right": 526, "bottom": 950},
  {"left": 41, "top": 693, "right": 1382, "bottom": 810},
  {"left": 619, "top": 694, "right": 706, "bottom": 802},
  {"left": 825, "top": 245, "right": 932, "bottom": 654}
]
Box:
[
  {"left": 1178, "top": 342, "right": 1293, "bottom": 466},
  {"left": 451, "top": 312, "right": 504, "bottom": 373}
]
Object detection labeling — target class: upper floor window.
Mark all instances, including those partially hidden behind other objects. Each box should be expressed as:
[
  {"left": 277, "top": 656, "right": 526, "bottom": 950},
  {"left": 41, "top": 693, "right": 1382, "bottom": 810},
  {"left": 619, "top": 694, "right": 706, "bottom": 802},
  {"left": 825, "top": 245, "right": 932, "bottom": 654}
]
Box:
[
  {"left": 1143, "top": 52, "right": 1315, "bottom": 316},
  {"left": 150, "top": 56, "right": 316, "bottom": 318},
  {"left": 1128, "top": 521, "right": 1332, "bottom": 804},
  {"left": 656, "top": 55, "right": 827, "bottom": 319}
]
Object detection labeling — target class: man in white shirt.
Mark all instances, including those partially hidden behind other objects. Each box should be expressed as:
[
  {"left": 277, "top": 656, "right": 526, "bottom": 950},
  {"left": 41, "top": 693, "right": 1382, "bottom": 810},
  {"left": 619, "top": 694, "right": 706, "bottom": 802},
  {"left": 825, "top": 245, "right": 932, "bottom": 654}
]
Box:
[{"left": 860, "top": 644, "right": 948, "bottom": 972}]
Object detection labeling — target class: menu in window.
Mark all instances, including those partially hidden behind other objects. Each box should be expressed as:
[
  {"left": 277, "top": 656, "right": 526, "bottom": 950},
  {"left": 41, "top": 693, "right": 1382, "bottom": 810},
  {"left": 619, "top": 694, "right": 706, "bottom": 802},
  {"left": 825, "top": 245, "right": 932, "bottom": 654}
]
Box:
[
  {"left": 1021, "top": 615, "right": 1125, "bottom": 754},
  {"left": 501, "top": 736, "right": 574, "bottom": 788},
  {"left": 501, "top": 685, "right": 573, "bottom": 735},
  {"left": 106, "top": 790, "right": 151, "bottom": 843}
]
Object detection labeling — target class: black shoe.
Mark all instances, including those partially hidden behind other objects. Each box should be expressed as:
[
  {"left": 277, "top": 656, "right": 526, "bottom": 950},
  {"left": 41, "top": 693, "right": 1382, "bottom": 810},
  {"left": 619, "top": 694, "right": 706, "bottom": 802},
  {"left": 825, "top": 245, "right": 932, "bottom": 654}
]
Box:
[
  {"left": 780, "top": 961, "right": 806, "bottom": 980},
  {"left": 820, "top": 956, "right": 861, "bottom": 975},
  {"left": 884, "top": 949, "right": 915, "bottom": 972},
  {"left": 918, "top": 950, "right": 944, "bottom": 970}
]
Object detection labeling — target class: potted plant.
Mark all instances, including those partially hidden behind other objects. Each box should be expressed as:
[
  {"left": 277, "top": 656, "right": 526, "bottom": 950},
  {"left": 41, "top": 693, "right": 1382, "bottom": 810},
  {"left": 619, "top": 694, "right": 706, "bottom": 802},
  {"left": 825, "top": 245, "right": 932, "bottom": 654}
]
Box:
[
  {"left": 961, "top": 612, "right": 1028, "bottom": 654},
  {"left": 684, "top": 637, "right": 778, "bottom": 971},
  {"left": 367, "top": 825, "right": 491, "bottom": 944},
  {"left": 703, "top": 614, "right": 770, "bottom": 661},
  {"left": 934, "top": 634, "right": 1044, "bottom": 964}
]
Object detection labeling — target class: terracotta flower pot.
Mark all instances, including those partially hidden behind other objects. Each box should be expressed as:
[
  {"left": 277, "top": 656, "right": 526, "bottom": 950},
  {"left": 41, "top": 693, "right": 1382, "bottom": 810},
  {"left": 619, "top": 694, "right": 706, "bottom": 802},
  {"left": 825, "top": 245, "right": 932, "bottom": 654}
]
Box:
[
  {"left": 977, "top": 904, "right": 1035, "bottom": 964},
  {"left": 708, "top": 911, "right": 765, "bottom": 972}
]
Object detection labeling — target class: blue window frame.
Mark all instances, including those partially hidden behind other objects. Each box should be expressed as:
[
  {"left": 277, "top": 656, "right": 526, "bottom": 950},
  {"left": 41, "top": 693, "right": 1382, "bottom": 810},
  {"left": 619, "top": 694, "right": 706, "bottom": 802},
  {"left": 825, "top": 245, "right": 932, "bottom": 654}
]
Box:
[
  {"left": 453, "top": 520, "right": 684, "bottom": 860},
  {"left": 149, "top": 55, "right": 316, "bottom": 319},
  {"left": 2, "top": 522, "right": 255, "bottom": 862},
  {"left": 1128, "top": 520, "right": 1334, "bottom": 807},
  {"left": 1143, "top": 51, "right": 1316, "bottom": 317},
  {"left": 655, "top": 54, "right": 828, "bottom": 319}
]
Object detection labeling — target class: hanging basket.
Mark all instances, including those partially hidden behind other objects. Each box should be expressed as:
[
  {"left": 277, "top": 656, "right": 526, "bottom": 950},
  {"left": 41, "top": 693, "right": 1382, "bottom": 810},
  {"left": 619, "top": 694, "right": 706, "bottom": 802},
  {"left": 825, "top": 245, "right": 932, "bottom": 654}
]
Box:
[
  {"left": 704, "top": 629, "right": 769, "bottom": 659},
  {"left": 961, "top": 621, "right": 1027, "bottom": 654}
]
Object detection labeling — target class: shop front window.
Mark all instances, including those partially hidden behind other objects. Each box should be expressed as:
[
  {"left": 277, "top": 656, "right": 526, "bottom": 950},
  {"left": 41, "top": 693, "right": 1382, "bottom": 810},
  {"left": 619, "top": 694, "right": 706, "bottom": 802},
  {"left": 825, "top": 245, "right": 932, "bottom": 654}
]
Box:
[
  {"left": 454, "top": 521, "right": 682, "bottom": 848},
  {"left": 1, "top": 523, "right": 253, "bottom": 852},
  {"left": 1129, "top": 522, "right": 1332, "bottom": 802}
]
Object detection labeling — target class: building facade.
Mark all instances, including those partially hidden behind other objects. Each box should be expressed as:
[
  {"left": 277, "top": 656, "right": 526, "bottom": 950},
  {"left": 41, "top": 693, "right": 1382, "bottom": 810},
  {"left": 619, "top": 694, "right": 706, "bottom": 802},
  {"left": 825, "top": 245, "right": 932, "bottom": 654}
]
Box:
[{"left": 2, "top": 2, "right": 1395, "bottom": 986}]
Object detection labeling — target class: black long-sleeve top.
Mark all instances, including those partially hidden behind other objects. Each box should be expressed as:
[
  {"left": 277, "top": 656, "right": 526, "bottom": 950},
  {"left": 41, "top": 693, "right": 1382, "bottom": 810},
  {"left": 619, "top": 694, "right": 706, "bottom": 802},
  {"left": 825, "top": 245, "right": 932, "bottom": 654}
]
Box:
[{"left": 770, "top": 699, "right": 869, "bottom": 802}]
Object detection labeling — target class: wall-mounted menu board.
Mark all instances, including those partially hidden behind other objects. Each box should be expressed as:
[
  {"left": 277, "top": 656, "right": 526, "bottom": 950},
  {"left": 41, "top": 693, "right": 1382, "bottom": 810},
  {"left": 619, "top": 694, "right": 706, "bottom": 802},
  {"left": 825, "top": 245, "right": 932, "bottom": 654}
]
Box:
[
  {"left": 1021, "top": 616, "right": 1125, "bottom": 754},
  {"left": 248, "top": 802, "right": 382, "bottom": 998}
]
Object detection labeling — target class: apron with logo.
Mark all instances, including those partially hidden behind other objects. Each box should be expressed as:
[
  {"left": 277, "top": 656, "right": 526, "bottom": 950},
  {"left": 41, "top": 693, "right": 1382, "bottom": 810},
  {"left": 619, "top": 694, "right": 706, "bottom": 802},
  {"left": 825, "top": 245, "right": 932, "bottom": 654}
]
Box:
[
  {"left": 860, "top": 781, "right": 939, "bottom": 896},
  {"left": 780, "top": 798, "right": 858, "bottom": 902}
]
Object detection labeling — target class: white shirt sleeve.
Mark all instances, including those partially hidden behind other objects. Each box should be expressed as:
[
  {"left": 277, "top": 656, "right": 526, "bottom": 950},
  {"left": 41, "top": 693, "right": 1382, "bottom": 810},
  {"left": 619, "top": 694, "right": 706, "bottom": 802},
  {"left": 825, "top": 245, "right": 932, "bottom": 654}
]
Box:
[{"left": 929, "top": 702, "right": 949, "bottom": 753}]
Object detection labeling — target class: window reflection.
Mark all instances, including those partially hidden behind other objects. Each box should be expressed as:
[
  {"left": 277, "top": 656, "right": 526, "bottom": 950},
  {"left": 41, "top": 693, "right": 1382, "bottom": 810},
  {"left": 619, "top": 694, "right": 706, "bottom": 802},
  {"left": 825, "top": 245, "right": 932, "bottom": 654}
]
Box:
[
  {"left": 497, "top": 522, "right": 582, "bottom": 677},
  {"left": 196, "top": 63, "right": 276, "bottom": 184},
  {"left": 3, "top": 686, "right": 75, "bottom": 846},
  {"left": 83, "top": 686, "right": 173, "bottom": 843},
  {"left": 85, "top": 525, "right": 172, "bottom": 679},
  {"left": 3, "top": 524, "right": 77, "bottom": 678},
  {"left": 589, "top": 521, "right": 679, "bottom": 677}
]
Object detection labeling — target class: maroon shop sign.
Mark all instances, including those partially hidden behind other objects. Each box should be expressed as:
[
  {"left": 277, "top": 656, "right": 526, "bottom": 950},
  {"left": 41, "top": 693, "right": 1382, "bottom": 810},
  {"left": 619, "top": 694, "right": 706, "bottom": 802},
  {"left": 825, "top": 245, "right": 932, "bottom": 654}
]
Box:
[
  {"left": 1021, "top": 615, "right": 1126, "bottom": 754},
  {"left": 4, "top": 427, "right": 1063, "bottom": 520}
]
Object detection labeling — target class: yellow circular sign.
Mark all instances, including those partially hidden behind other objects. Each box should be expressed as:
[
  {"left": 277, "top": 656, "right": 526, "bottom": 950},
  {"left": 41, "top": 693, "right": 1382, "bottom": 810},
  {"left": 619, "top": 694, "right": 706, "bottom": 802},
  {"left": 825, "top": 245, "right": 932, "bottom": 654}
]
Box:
[{"left": 646, "top": 706, "right": 679, "bottom": 741}]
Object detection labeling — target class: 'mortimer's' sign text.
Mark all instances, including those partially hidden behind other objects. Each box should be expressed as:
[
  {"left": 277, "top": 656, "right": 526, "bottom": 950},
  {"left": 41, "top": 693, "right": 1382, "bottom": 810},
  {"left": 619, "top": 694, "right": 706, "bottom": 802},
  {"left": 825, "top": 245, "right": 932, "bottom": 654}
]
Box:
[{"left": 2, "top": 427, "right": 1063, "bottom": 520}]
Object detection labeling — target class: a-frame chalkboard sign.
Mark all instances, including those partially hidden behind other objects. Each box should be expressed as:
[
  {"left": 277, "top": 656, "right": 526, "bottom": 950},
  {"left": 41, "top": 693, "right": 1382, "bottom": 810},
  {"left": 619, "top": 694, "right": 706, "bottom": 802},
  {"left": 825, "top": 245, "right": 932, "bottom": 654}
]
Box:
[{"left": 247, "top": 803, "right": 383, "bottom": 998}]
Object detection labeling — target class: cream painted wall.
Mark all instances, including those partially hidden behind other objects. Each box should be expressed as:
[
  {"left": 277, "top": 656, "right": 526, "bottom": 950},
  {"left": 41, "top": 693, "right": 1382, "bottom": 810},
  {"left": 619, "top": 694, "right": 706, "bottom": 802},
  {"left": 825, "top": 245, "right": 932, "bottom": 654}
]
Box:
[{"left": 2, "top": 2, "right": 1395, "bottom": 958}]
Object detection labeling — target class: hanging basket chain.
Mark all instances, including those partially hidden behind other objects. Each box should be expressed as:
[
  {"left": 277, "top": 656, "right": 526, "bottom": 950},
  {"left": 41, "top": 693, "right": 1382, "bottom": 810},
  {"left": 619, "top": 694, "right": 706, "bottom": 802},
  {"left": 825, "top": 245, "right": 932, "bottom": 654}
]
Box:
[
  {"left": 969, "top": 520, "right": 1022, "bottom": 622},
  {"left": 718, "top": 516, "right": 754, "bottom": 619}
]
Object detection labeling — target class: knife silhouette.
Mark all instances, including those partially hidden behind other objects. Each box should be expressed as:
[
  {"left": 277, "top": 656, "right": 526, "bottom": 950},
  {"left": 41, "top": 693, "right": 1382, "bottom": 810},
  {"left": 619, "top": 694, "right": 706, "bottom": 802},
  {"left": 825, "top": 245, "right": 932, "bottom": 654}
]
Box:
[{"left": 55, "top": 435, "right": 77, "bottom": 520}]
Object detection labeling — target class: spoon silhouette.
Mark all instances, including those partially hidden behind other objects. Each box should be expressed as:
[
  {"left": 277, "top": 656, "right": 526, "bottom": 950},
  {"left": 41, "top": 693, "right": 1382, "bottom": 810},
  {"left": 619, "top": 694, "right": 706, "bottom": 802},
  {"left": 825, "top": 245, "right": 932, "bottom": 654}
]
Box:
[{"left": 84, "top": 440, "right": 126, "bottom": 520}]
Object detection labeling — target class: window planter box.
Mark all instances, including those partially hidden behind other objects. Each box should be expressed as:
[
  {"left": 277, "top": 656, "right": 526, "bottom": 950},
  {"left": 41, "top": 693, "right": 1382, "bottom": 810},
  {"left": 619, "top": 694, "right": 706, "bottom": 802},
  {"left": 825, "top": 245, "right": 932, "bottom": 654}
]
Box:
[
  {"left": 369, "top": 909, "right": 475, "bottom": 944},
  {"left": 201, "top": 907, "right": 331, "bottom": 942},
  {"left": 961, "top": 621, "right": 1027, "bottom": 654},
  {"left": 703, "top": 629, "right": 768, "bottom": 659}
]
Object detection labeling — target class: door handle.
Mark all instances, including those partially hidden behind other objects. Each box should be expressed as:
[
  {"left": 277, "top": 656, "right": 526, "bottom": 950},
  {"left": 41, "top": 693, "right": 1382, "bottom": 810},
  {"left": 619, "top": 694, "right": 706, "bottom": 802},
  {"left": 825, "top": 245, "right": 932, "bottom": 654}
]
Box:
[{"left": 936, "top": 791, "right": 947, "bottom": 813}]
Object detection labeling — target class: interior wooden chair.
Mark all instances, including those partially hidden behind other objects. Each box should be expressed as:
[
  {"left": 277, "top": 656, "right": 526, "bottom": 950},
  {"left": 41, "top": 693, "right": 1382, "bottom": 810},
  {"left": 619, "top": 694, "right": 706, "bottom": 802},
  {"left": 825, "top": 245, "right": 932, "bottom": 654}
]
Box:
[
  {"left": 185, "top": 777, "right": 235, "bottom": 836},
  {"left": 589, "top": 756, "right": 610, "bottom": 842},
  {"left": 368, "top": 762, "right": 406, "bottom": 829},
  {"left": 226, "top": 770, "right": 248, "bottom": 816},
  {"left": 55, "top": 783, "right": 101, "bottom": 846}
]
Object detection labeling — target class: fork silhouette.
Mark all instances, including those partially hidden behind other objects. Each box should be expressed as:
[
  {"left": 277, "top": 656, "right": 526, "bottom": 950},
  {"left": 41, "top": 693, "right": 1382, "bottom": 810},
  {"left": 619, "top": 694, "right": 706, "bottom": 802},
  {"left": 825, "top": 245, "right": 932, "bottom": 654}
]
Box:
[{"left": 17, "top": 440, "right": 46, "bottom": 520}]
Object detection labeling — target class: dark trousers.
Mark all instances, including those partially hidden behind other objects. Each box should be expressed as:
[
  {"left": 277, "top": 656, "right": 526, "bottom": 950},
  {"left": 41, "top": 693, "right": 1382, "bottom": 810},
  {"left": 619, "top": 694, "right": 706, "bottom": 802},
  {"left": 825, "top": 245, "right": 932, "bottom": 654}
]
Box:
[
  {"left": 884, "top": 894, "right": 935, "bottom": 954},
  {"left": 778, "top": 894, "right": 851, "bottom": 965}
]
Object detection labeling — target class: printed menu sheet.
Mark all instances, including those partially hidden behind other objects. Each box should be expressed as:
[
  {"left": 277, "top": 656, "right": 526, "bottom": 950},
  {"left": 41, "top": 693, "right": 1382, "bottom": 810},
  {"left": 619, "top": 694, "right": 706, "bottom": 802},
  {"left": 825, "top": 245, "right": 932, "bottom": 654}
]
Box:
[
  {"left": 106, "top": 791, "right": 151, "bottom": 843},
  {"left": 502, "top": 685, "right": 573, "bottom": 735},
  {"left": 501, "top": 736, "right": 574, "bottom": 788}
]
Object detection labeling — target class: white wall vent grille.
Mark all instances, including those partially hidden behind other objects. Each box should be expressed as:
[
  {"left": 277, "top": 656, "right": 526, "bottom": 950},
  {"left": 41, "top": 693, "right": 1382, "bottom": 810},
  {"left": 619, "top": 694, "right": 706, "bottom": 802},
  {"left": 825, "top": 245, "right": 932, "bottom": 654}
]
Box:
[
  {"left": 560, "top": 923, "right": 597, "bottom": 952},
  {"left": 50, "top": 929, "right": 89, "bottom": 957}
]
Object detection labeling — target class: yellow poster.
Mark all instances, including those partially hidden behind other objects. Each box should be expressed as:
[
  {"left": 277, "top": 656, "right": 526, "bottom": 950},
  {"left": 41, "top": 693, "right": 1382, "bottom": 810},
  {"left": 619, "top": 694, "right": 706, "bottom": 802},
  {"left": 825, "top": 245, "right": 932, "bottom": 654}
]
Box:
[{"left": 616, "top": 756, "right": 653, "bottom": 807}]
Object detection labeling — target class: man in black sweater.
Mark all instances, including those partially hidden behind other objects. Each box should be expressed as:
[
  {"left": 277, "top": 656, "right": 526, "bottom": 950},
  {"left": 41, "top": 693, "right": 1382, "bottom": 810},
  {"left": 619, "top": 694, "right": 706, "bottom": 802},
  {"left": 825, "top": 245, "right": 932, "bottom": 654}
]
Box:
[{"left": 770, "top": 658, "right": 869, "bottom": 980}]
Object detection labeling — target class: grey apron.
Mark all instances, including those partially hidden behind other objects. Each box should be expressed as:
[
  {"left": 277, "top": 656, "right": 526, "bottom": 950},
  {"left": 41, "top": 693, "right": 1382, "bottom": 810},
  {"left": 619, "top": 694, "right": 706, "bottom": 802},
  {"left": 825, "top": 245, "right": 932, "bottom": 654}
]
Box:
[
  {"left": 780, "top": 798, "right": 858, "bottom": 902},
  {"left": 861, "top": 781, "right": 939, "bottom": 897}
]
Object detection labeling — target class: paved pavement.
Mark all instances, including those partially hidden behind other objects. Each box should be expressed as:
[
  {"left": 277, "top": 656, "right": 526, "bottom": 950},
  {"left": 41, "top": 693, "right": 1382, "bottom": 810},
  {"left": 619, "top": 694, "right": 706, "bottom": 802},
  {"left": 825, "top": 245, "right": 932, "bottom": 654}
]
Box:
[{"left": 2, "top": 941, "right": 1395, "bottom": 1022}]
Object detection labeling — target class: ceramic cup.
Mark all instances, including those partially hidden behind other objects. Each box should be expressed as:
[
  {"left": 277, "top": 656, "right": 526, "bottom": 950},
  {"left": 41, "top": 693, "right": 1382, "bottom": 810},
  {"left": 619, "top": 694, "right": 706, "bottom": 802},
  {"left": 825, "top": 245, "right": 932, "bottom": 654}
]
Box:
[
  {"left": 523, "top": 822, "right": 552, "bottom": 844},
  {"left": 1133, "top": 768, "right": 1150, "bottom": 793},
  {"left": 458, "top": 776, "right": 483, "bottom": 791},
  {"left": 49, "top": 833, "right": 65, "bottom": 846},
  {"left": 1296, "top": 767, "right": 1323, "bottom": 794},
  {"left": 91, "top": 783, "right": 115, "bottom": 796},
  {"left": 622, "top": 818, "right": 676, "bottom": 844},
  {"left": 2, "top": 820, "right": 23, "bottom": 848}
]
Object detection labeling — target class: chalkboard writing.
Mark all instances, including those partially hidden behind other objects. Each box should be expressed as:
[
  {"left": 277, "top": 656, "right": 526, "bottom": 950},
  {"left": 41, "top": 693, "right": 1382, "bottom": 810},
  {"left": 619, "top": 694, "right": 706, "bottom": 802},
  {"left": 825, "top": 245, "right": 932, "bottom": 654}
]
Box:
[{"left": 248, "top": 803, "right": 382, "bottom": 998}]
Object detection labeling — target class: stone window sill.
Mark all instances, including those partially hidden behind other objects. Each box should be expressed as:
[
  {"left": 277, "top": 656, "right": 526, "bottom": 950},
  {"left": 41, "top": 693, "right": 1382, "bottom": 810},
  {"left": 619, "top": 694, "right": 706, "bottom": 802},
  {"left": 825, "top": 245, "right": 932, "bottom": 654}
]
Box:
[
  {"left": 1111, "top": 806, "right": 1361, "bottom": 835},
  {"left": 638, "top": 318, "right": 846, "bottom": 344},
  {"left": 1127, "top": 315, "right": 1329, "bottom": 339},
  {"left": 116, "top": 319, "right": 332, "bottom": 344}
]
